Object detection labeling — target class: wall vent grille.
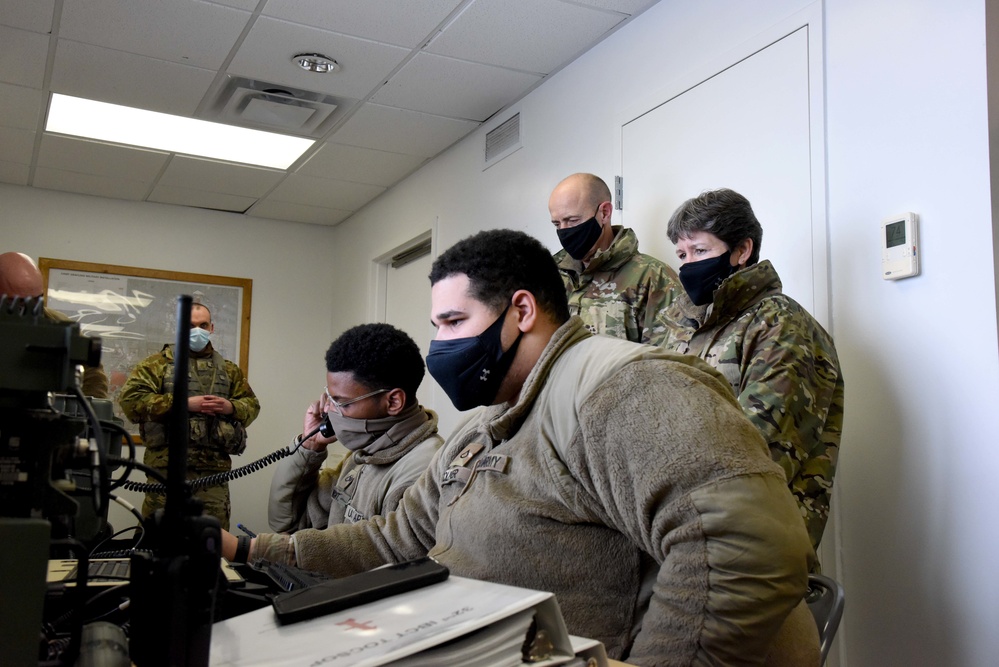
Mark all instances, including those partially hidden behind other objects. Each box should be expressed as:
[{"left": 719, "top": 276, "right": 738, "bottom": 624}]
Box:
[
  {"left": 391, "top": 239, "right": 432, "bottom": 269},
  {"left": 484, "top": 113, "right": 521, "bottom": 167}
]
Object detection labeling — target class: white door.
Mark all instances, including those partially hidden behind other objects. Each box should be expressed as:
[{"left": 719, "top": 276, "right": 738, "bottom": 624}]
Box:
[
  {"left": 375, "top": 235, "right": 461, "bottom": 438},
  {"left": 385, "top": 251, "right": 434, "bottom": 410},
  {"left": 619, "top": 25, "right": 826, "bottom": 320}
]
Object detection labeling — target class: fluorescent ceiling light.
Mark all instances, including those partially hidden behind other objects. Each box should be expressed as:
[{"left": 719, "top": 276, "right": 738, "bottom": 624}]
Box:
[{"left": 45, "top": 93, "right": 314, "bottom": 170}]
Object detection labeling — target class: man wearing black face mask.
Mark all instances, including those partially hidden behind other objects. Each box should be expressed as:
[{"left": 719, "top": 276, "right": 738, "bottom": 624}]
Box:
[
  {"left": 658, "top": 188, "right": 845, "bottom": 558},
  {"left": 222, "top": 229, "right": 819, "bottom": 666},
  {"left": 549, "top": 173, "right": 680, "bottom": 344},
  {"left": 236, "top": 324, "right": 442, "bottom": 563}
]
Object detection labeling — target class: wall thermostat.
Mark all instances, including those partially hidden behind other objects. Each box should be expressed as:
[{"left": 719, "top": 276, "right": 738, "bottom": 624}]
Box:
[{"left": 881, "top": 212, "right": 919, "bottom": 280}]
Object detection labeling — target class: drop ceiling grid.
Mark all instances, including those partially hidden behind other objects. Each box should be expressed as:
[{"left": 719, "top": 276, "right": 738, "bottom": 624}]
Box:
[
  {"left": 0, "top": 0, "right": 56, "bottom": 33},
  {"left": 50, "top": 40, "right": 219, "bottom": 116},
  {"left": 260, "top": 0, "right": 467, "bottom": 48},
  {"left": 425, "top": 0, "right": 625, "bottom": 74},
  {"left": 228, "top": 17, "right": 412, "bottom": 101},
  {"left": 157, "top": 156, "right": 286, "bottom": 197},
  {"left": 371, "top": 52, "right": 543, "bottom": 122},
  {"left": 0, "top": 0, "right": 662, "bottom": 226},
  {"left": 37, "top": 135, "right": 170, "bottom": 183},
  {"left": 297, "top": 143, "right": 428, "bottom": 187},
  {"left": 57, "top": 0, "right": 252, "bottom": 69}
]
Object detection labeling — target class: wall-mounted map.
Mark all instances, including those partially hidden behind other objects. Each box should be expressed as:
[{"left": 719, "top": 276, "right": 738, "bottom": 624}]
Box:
[{"left": 40, "top": 259, "right": 252, "bottom": 434}]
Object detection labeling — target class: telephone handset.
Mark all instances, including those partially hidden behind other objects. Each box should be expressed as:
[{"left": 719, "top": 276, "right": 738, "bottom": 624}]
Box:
[{"left": 314, "top": 412, "right": 335, "bottom": 439}]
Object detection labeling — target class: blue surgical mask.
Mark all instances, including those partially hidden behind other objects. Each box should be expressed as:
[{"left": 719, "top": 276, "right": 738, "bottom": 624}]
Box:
[
  {"left": 426, "top": 306, "right": 522, "bottom": 411},
  {"left": 190, "top": 327, "right": 212, "bottom": 352}
]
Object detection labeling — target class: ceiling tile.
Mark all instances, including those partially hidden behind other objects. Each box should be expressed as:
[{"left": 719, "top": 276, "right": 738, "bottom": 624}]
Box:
[
  {"left": 0, "top": 126, "right": 36, "bottom": 164},
  {"left": 0, "top": 0, "right": 56, "bottom": 33},
  {"left": 567, "top": 0, "right": 658, "bottom": 14},
  {"left": 0, "top": 83, "right": 44, "bottom": 130},
  {"left": 428, "top": 0, "right": 622, "bottom": 74},
  {"left": 157, "top": 156, "right": 285, "bottom": 197},
  {"left": 206, "top": 0, "right": 260, "bottom": 10},
  {"left": 227, "top": 17, "right": 409, "bottom": 100},
  {"left": 370, "top": 52, "right": 541, "bottom": 121},
  {"left": 51, "top": 41, "right": 218, "bottom": 116},
  {"left": 249, "top": 199, "right": 353, "bottom": 226},
  {"left": 33, "top": 167, "right": 151, "bottom": 201},
  {"left": 148, "top": 185, "right": 256, "bottom": 212},
  {"left": 297, "top": 142, "right": 426, "bottom": 187},
  {"left": 331, "top": 103, "right": 480, "bottom": 157},
  {"left": 59, "top": 0, "right": 251, "bottom": 69},
  {"left": 262, "top": 0, "right": 464, "bottom": 48},
  {"left": 0, "top": 160, "right": 30, "bottom": 185},
  {"left": 268, "top": 173, "right": 385, "bottom": 210},
  {"left": 37, "top": 135, "right": 170, "bottom": 181},
  {"left": 2, "top": 0, "right": 661, "bottom": 222},
  {"left": 0, "top": 26, "right": 50, "bottom": 89}
]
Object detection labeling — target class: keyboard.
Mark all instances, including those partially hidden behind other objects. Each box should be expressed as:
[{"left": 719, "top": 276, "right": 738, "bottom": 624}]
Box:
[
  {"left": 47, "top": 557, "right": 245, "bottom": 587},
  {"left": 251, "top": 560, "right": 334, "bottom": 592}
]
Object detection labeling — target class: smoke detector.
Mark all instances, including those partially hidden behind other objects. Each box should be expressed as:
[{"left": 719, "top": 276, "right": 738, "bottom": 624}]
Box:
[{"left": 292, "top": 53, "right": 341, "bottom": 74}]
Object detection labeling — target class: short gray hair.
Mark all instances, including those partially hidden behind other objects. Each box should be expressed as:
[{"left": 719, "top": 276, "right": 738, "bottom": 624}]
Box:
[{"left": 666, "top": 188, "right": 763, "bottom": 266}]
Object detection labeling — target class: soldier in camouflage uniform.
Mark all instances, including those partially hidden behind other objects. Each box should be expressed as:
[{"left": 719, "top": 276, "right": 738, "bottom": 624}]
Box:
[
  {"left": 549, "top": 173, "right": 680, "bottom": 345},
  {"left": 118, "top": 301, "right": 260, "bottom": 530},
  {"left": 658, "top": 188, "right": 844, "bottom": 556}
]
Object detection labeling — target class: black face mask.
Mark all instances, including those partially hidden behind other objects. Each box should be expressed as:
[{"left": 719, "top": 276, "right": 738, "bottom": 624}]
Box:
[
  {"left": 678, "top": 252, "right": 738, "bottom": 306},
  {"left": 426, "top": 306, "right": 523, "bottom": 411},
  {"left": 556, "top": 213, "right": 603, "bottom": 261}
]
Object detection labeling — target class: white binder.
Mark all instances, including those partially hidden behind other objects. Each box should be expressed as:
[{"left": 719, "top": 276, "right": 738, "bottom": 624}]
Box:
[{"left": 210, "top": 575, "right": 607, "bottom": 667}]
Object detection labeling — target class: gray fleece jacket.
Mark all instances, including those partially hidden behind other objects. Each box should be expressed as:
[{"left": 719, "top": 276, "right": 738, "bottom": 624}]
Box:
[
  {"left": 267, "top": 406, "right": 442, "bottom": 531},
  {"left": 289, "top": 318, "right": 814, "bottom": 666}
]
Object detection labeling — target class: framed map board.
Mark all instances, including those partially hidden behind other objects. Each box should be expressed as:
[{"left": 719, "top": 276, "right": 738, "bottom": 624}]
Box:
[{"left": 39, "top": 258, "right": 252, "bottom": 433}]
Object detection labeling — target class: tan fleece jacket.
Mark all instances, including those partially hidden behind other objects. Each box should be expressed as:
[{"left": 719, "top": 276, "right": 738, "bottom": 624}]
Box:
[{"left": 289, "top": 318, "right": 816, "bottom": 665}]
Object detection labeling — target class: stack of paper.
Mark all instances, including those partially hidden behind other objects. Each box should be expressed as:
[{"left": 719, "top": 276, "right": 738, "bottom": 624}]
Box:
[{"left": 209, "top": 575, "right": 607, "bottom": 667}]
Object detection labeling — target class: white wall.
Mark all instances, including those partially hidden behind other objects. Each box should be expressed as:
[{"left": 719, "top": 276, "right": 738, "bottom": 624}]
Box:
[
  {"left": 1, "top": 182, "right": 338, "bottom": 536},
  {"left": 826, "top": 1, "right": 999, "bottom": 664},
  {"left": 327, "top": 0, "right": 999, "bottom": 664}
]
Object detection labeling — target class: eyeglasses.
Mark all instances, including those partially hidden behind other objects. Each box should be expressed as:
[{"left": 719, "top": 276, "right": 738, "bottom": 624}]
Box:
[{"left": 323, "top": 386, "right": 389, "bottom": 414}]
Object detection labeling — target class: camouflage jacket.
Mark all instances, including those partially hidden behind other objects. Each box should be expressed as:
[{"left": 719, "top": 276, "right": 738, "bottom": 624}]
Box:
[
  {"left": 555, "top": 226, "right": 680, "bottom": 345},
  {"left": 657, "top": 260, "right": 844, "bottom": 551},
  {"left": 118, "top": 343, "right": 260, "bottom": 472},
  {"left": 44, "top": 307, "right": 109, "bottom": 398}
]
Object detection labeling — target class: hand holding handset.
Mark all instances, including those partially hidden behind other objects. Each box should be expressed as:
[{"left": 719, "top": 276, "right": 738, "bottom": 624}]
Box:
[
  {"left": 271, "top": 557, "right": 450, "bottom": 625},
  {"left": 299, "top": 392, "right": 337, "bottom": 451}
]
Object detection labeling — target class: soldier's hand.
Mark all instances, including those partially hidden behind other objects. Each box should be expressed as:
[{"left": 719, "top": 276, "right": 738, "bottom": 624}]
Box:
[
  {"left": 189, "top": 395, "right": 232, "bottom": 414},
  {"left": 302, "top": 397, "right": 336, "bottom": 452},
  {"left": 215, "top": 397, "right": 235, "bottom": 415}
]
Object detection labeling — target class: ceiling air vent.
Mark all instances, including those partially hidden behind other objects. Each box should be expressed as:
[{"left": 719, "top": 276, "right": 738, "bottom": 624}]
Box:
[
  {"left": 484, "top": 112, "right": 521, "bottom": 169},
  {"left": 202, "top": 76, "right": 353, "bottom": 138}
]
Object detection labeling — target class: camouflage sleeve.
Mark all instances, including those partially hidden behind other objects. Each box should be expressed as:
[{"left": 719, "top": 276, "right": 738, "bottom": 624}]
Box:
[
  {"left": 736, "top": 299, "right": 844, "bottom": 549},
  {"left": 82, "top": 363, "right": 110, "bottom": 398},
  {"left": 117, "top": 353, "right": 171, "bottom": 423},
  {"left": 224, "top": 361, "right": 260, "bottom": 426},
  {"left": 43, "top": 307, "right": 111, "bottom": 398},
  {"left": 640, "top": 262, "right": 681, "bottom": 346}
]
